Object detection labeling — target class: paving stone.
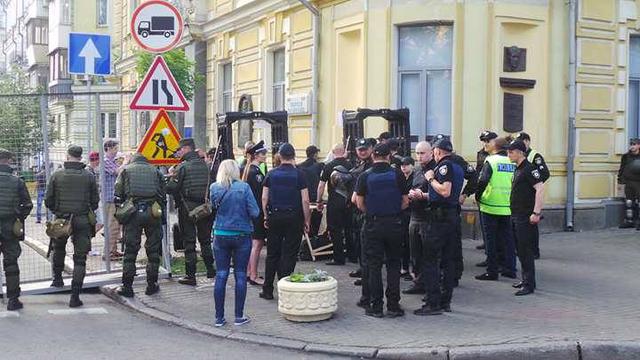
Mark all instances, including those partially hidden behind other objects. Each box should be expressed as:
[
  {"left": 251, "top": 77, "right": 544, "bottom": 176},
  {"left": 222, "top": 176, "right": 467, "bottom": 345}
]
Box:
[
  {"left": 449, "top": 342, "right": 579, "bottom": 360},
  {"left": 580, "top": 341, "right": 640, "bottom": 360}
]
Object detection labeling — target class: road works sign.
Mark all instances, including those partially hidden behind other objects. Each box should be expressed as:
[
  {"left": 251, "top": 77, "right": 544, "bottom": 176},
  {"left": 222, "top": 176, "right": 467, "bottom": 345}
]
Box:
[
  {"left": 130, "top": 0, "right": 183, "bottom": 53},
  {"left": 137, "top": 109, "right": 182, "bottom": 165},
  {"left": 129, "top": 55, "right": 190, "bottom": 111},
  {"left": 68, "top": 33, "right": 111, "bottom": 75}
]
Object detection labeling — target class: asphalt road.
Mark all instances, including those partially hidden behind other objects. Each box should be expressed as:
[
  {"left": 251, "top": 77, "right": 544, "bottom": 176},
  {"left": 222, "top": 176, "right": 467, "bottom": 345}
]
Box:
[{"left": 0, "top": 291, "right": 351, "bottom": 360}]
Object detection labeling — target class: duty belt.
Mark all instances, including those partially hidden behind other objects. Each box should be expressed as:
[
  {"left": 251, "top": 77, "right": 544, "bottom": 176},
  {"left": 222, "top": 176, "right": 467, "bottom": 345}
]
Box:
[{"left": 365, "top": 213, "right": 401, "bottom": 221}]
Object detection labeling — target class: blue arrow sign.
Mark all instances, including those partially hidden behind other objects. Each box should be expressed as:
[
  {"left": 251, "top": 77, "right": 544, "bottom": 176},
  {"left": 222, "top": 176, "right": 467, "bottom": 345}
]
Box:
[{"left": 68, "top": 33, "right": 111, "bottom": 76}]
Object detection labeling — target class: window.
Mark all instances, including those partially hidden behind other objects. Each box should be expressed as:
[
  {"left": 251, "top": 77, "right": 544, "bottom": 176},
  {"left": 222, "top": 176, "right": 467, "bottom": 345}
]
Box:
[
  {"left": 629, "top": 36, "right": 640, "bottom": 139},
  {"left": 272, "top": 49, "right": 285, "bottom": 111},
  {"left": 101, "top": 113, "right": 118, "bottom": 139},
  {"left": 97, "top": 0, "right": 108, "bottom": 27},
  {"left": 27, "top": 19, "right": 48, "bottom": 46},
  {"left": 221, "top": 63, "right": 233, "bottom": 113},
  {"left": 49, "top": 49, "right": 69, "bottom": 81},
  {"left": 61, "top": 0, "right": 71, "bottom": 24},
  {"left": 397, "top": 25, "right": 453, "bottom": 142}
]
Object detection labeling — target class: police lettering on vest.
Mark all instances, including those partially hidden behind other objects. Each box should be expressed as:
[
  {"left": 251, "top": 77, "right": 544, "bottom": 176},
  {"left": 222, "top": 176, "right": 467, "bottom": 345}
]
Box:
[{"left": 479, "top": 154, "right": 515, "bottom": 216}]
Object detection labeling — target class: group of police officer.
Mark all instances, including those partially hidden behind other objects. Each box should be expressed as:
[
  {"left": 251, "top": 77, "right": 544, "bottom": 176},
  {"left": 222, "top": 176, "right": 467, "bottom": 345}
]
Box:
[{"left": 316, "top": 131, "right": 549, "bottom": 317}]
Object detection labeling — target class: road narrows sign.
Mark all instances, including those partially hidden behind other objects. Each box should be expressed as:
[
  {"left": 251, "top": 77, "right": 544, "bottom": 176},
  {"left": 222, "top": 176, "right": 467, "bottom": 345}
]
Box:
[
  {"left": 137, "top": 109, "right": 182, "bottom": 165},
  {"left": 129, "top": 55, "right": 190, "bottom": 111},
  {"left": 130, "top": 0, "right": 184, "bottom": 53}
]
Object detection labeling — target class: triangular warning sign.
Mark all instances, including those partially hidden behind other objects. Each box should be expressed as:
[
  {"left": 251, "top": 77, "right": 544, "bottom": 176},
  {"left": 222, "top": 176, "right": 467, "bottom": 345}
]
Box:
[
  {"left": 137, "top": 109, "right": 182, "bottom": 165},
  {"left": 130, "top": 55, "right": 190, "bottom": 111}
]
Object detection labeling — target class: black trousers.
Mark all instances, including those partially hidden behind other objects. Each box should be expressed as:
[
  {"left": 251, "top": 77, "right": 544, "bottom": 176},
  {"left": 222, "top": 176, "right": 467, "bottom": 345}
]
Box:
[
  {"left": 423, "top": 209, "right": 457, "bottom": 308},
  {"left": 263, "top": 213, "right": 303, "bottom": 295},
  {"left": 512, "top": 214, "right": 536, "bottom": 290},
  {"left": 178, "top": 206, "right": 214, "bottom": 277},
  {"left": 409, "top": 219, "right": 428, "bottom": 288},
  {"left": 400, "top": 211, "right": 411, "bottom": 272},
  {"left": 327, "top": 202, "right": 349, "bottom": 263},
  {"left": 453, "top": 210, "right": 464, "bottom": 280},
  {"left": 364, "top": 216, "right": 402, "bottom": 311}
]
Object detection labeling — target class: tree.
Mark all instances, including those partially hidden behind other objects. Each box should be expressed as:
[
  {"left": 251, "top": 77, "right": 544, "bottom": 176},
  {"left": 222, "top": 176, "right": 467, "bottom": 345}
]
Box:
[
  {"left": 135, "top": 49, "right": 204, "bottom": 101},
  {"left": 0, "top": 66, "right": 55, "bottom": 168}
]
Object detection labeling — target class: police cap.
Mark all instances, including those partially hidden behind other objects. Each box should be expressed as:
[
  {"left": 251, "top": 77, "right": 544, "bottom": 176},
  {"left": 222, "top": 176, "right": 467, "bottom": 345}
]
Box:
[
  {"left": 179, "top": 138, "right": 196, "bottom": 149},
  {"left": 356, "top": 138, "right": 374, "bottom": 149},
  {"left": 479, "top": 130, "right": 498, "bottom": 142},
  {"left": 508, "top": 139, "right": 527, "bottom": 153},
  {"left": 373, "top": 143, "right": 390, "bottom": 157},
  {"left": 67, "top": 145, "right": 83, "bottom": 158},
  {"left": 248, "top": 140, "right": 268, "bottom": 155},
  {"left": 0, "top": 148, "right": 15, "bottom": 161},
  {"left": 516, "top": 132, "right": 531, "bottom": 141},
  {"left": 434, "top": 138, "right": 453, "bottom": 152}
]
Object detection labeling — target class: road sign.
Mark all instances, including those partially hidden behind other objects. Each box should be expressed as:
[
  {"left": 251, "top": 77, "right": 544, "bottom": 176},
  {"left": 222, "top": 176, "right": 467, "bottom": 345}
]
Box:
[
  {"left": 129, "top": 55, "right": 190, "bottom": 111},
  {"left": 130, "top": 0, "right": 183, "bottom": 53},
  {"left": 137, "top": 109, "right": 182, "bottom": 165},
  {"left": 68, "top": 33, "right": 111, "bottom": 75}
]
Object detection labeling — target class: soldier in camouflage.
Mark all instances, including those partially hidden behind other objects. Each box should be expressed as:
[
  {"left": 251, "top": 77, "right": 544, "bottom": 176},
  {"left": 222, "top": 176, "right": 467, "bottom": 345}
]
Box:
[
  {"left": 45, "top": 145, "right": 100, "bottom": 308},
  {"left": 0, "top": 149, "right": 33, "bottom": 311},
  {"left": 114, "top": 153, "right": 166, "bottom": 297},
  {"left": 167, "top": 138, "right": 216, "bottom": 285}
]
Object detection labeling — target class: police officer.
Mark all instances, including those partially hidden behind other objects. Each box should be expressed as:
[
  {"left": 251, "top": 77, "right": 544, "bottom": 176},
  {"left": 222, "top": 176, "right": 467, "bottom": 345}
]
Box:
[
  {"left": 475, "top": 137, "right": 517, "bottom": 281},
  {"left": 318, "top": 143, "right": 353, "bottom": 265},
  {"left": 507, "top": 140, "right": 545, "bottom": 296},
  {"left": 114, "top": 153, "right": 166, "bottom": 297},
  {"left": 354, "top": 143, "right": 409, "bottom": 317},
  {"left": 403, "top": 141, "right": 435, "bottom": 295},
  {"left": 167, "top": 138, "right": 216, "bottom": 285},
  {"left": 45, "top": 145, "right": 100, "bottom": 308},
  {"left": 617, "top": 138, "right": 640, "bottom": 228},
  {"left": 433, "top": 134, "right": 477, "bottom": 285},
  {"left": 349, "top": 138, "right": 375, "bottom": 307},
  {"left": 516, "top": 132, "right": 548, "bottom": 259},
  {"left": 0, "top": 149, "right": 33, "bottom": 310},
  {"left": 475, "top": 131, "right": 498, "bottom": 252},
  {"left": 259, "top": 143, "right": 310, "bottom": 300},
  {"left": 414, "top": 139, "right": 464, "bottom": 315},
  {"left": 243, "top": 141, "right": 268, "bottom": 286}
]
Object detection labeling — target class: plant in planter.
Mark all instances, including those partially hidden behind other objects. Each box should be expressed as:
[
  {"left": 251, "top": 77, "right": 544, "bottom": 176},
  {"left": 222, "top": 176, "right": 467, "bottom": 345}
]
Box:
[{"left": 277, "top": 270, "right": 338, "bottom": 322}]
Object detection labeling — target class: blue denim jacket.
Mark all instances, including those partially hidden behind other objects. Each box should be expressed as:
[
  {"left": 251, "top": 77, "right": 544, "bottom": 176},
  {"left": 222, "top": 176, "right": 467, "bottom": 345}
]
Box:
[{"left": 210, "top": 180, "right": 260, "bottom": 233}]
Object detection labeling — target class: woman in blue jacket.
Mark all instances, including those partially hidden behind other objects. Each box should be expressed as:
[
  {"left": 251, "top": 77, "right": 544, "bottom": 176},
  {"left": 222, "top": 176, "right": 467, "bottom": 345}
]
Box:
[{"left": 210, "top": 159, "right": 260, "bottom": 327}]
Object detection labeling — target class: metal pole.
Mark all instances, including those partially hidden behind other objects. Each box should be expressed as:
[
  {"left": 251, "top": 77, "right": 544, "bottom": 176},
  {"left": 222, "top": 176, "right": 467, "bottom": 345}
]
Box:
[
  {"left": 97, "top": 93, "right": 110, "bottom": 272},
  {"left": 162, "top": 195, "right": 171, "bottom": 277},
  {"left": 40, "top": 95, "right": 51, "bottom": 221},
  {"left": 566, "top": 0, "right": 577, "bottom": 231},
  {"left": 87, "top": 78, "right": 93, "bottom": 152}
]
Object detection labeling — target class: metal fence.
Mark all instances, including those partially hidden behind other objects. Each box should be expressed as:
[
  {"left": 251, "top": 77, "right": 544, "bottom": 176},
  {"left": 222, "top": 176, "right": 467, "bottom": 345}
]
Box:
[{"left": 0, "top": 90, "right": 173, "bottom": 296}]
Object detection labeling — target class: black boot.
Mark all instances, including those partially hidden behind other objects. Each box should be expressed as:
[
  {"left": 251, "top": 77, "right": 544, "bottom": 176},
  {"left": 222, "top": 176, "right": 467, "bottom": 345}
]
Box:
[
  {"left": 69, "top": 287, "right": 83, "bottom": 308},
  {"left": 206, "top": 266, "right": 216, "bottom": 279},
  {"left": 7, "top": 297, "right": 23, "bottom": 311},
  {"left": 117, "top": 284, "right": 134, "bottom": 298},
  {"left": 145, "top": 282, "right": 160, "bottom": 296},
  {"left": 50, "top": 273, "right": 64, "bottom": 288},
  {"left": 178, "top": 276, "right": 197, "bottom": 286}
]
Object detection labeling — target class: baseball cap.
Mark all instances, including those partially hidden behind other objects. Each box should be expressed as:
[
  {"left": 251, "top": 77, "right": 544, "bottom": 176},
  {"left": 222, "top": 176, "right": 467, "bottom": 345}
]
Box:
[
  {"left": 278, "top": 143, "right": 296, "bottom": 158},
  {"left": 89, "top": 151, "right": 99, "bottom": 161},
  {"left": 401, "top": 156, "right": 415, "bottom": 166},
  {"left": 516, "top": 132, "right": 531, "bottom": 141},
  {"left": 479, "top": 131, "right": 498, "bottom": 142},
  {"left": 508, "top": 139, "right": 527, "bottom": 152},
  {"left": 433, "top": 138, "right": 453, "bottom": 152},
  {"left": 630, "top": 138, "right": 640, "bottom": 145},
  {"left": 356, "top": 138, "right": 374, "bottom": 149},
  {"left": 373, "top": 143, "right": 390, "bottom": 157}
]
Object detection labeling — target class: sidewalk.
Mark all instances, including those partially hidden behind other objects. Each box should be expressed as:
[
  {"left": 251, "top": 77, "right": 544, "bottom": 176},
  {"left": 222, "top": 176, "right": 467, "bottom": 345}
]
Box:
[{"left": 102, "top": 229, "right": 640, "bottom": 359}]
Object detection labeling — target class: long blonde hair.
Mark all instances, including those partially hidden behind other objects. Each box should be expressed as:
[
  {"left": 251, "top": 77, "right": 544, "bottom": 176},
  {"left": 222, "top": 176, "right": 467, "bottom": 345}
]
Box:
[{"left": 216, "top": 159, "right": 240, "bottom": 189}]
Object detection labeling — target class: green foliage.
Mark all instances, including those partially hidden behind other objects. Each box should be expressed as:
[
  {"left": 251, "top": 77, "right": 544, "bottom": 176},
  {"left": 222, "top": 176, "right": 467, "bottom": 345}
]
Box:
[
  {"left": 0, "top": 66, "right": 54, "bottom": 166},
  {"left": 287, "top": 269, "right": 330, "bottom": 283},
  {"left": 135, "top": 49, "right": 205, "bottom": 101}
]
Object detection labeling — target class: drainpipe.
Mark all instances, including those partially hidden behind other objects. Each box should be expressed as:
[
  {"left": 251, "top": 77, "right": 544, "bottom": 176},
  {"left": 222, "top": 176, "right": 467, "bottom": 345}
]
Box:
[
  {"left": 566, "top": 0, "right": 577, "bottom": 231},
  {"left": 297, "top": 0, "right": 320, "bottom": 145}
]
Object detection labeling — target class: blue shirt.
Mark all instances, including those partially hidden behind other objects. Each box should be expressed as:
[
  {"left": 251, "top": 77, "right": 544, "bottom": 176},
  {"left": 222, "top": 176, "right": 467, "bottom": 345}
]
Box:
[
  {"left": 263, "top": 164, "right": 307, "bottom": 212},
  {"left": 210, "top": 180, "right": 260, "bottom": 234},
  {"left": 429, "top": 156, "right": 464, "bottom": 208}
]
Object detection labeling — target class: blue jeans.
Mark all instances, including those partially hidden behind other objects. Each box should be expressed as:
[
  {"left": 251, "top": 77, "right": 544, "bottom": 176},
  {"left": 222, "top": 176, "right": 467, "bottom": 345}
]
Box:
[
  {"left": 36, "top": 189, "right": 45, "bottom": 222},
  {"left": 480, "top": 212, "right": 516, "bottom": 275},
  {"left": 212, "top": 234, "right": 252, "bottom": 321}
]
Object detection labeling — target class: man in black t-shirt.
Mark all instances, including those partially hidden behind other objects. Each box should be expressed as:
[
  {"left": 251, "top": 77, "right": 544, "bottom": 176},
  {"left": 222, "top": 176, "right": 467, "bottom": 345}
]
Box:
[
  {"left": 318, "top": 143, "right": 353, "bottom": 265},
  {"left": 299, "top": 145, "right": 324, "bottom": 238},
  {"left": 507, "top": 140, "right": 545, "bottom": 296}
]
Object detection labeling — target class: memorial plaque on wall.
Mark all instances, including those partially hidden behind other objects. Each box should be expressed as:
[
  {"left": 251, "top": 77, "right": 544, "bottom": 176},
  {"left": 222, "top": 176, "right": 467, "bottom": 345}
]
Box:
[
  {"left": 503, "top": 93, "right": 524, "bottom": 133},
  {"left": 503, "top": 46, "right": 526, "bottom": 72}
]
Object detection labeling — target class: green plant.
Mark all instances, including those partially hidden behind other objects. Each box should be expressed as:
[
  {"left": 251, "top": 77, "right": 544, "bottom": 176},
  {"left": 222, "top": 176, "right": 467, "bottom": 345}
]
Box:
[
  {"left": 136, "top": 49, "right": 205, "bottom": 101},
  {"left": 287, "top": 269, "right": 330, "bottom": 283}
]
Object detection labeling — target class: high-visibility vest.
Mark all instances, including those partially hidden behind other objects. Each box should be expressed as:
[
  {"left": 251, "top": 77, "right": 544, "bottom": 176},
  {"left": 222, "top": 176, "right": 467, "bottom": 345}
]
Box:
[
  {"left": 527, "top": 149, "right": 538, "bottom": 163},
  {"left": 479, "top": 154, "right": 515, "bottom": 216}
]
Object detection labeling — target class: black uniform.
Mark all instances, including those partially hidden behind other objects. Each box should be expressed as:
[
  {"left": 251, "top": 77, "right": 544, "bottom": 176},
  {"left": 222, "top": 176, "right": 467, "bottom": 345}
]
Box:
[
  {"left": 476, "top": 149, "right": 490, "bottom": 175},
  {"left": 245, "top": 163, "right": 267, "bottom": 240},
  {"left": 400, "top": 171, "right": 413, "bottom": 274},
  {"left": 510, "top": 160, "right": 543, "bottom": 292},
  {"left": 298, "top": 157, "right": 324, "bottom": 237},
  {"left": 448, "top": 153, "right": 477, "bottom": 281},
  {"left": 320, "top": 157, "right": 353, "bottom": 263},
  {"left": 356, "top": 162, "right": 408, "bottom": 314},
  {"left": 406, "top": 159, "right": 436, "bottom": 292},
  {"left": 418, "top": 155, "right": 464, "bottom": 313},
  {"left": 617, "top": 151, "right": 640, "bottom": 227},
  {"left": 350, "top": 158, "right": 372, "bottom": 302},
  {"left": 261, "top": 164, "right": 308, "bottom": 297},
  {"left": 525, "top": 149, "right": 549, "bottom": 258}
]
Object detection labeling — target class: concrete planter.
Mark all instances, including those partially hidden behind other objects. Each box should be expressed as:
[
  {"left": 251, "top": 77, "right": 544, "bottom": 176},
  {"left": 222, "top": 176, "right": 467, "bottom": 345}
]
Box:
[{"left": 277, "top": 276, "right": 338, "bottom": 322}]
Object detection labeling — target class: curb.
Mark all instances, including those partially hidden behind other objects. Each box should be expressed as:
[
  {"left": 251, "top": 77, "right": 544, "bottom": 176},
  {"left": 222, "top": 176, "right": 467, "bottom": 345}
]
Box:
[{"left": 100, "top": 285, "right": 640, "bottom": 359}]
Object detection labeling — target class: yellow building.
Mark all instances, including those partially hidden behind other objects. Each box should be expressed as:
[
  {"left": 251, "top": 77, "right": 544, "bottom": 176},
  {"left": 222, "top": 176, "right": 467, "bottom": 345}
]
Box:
[{"left": 110, "top": 0, "right": 640, "bottom": 230}]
